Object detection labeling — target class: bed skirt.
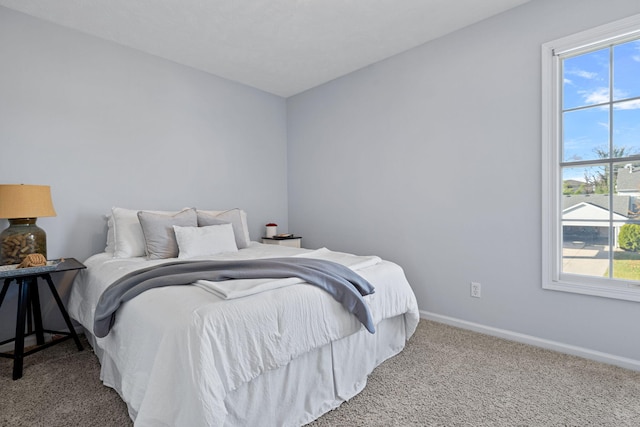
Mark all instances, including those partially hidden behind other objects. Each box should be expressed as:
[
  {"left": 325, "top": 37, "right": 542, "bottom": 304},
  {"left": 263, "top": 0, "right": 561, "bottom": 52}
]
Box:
[{"left": 84, "top": 314, "right": 409, "bottom": 426}]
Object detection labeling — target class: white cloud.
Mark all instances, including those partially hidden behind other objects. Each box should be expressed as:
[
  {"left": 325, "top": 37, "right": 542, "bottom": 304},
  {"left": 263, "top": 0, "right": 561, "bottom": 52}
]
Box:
[
  {"left": 577, "top": 88, "right": 640, "bottom": 108},
  {"left": 567, "top": 69, "right": 598, "bottom": 79},
  {"left": 577, "top": 70, "right": 597, "bottom": 79},
  {"left": 614, "top": 99, "right": 640, "bottom": 110},
  {"left": 581, "top": 87, "right": 609, "bottom": 104}
]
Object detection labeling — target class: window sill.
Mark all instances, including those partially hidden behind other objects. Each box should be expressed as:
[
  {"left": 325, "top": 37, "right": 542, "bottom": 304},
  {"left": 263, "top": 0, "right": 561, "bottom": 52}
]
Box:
[{"left": 544, "top": 278, "right": 640, "bottom": 302}]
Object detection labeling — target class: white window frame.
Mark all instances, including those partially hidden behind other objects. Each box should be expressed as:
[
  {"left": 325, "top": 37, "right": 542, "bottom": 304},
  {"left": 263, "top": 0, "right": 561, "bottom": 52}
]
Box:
[{"left": 542, "top": 13, "right": 640, "bottom": 302}]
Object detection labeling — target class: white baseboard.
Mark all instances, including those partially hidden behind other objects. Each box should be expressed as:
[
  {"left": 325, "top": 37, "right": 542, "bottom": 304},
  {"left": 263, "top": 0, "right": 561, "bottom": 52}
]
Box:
[{"left": 420, "top": 310, "right": 640, "bottom": 372}]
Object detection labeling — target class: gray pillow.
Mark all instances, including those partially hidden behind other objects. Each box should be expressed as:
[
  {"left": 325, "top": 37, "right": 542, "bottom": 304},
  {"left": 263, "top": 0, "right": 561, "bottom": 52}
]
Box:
[
  {"left": 138, "top": 208, "right": 197, "bottom": 259},
  {"left": 197, "top": 209, "right": 250, "bottom": 249}
]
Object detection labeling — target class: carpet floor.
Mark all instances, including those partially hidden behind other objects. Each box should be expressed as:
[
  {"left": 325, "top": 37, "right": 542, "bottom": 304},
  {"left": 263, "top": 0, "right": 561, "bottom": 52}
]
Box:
[{"left": 2, "top": 319, "right": 640, "bottom": 426}]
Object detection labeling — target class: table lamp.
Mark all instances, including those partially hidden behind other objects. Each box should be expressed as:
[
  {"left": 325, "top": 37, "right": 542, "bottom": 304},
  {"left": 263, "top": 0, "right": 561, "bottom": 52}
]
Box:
[{"left": 0, "top": 184, "right": 56, "bottom": 265}]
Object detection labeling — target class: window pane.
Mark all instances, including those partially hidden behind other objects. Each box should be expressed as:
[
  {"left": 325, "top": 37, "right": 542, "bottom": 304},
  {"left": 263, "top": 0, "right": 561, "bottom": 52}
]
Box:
[
  {"left": 563, "top": 48, "right": 609, "bottom": 110},
  {"left": 612, "top": 220, "right": 640, "bottom": 281},
  {"left": 562, "top": 107, "right": 609, "bottom": 162},
  {"left": 613, "top": 40, "right": 640, "bottom": 101},
  {"left": 610, "top": 164, "right": 640, "bottom": 281},
  {"left": 562, "top": 224, "right": 610, "bottom": 277},
  {"left": 562, "top": 226, "right": 610, "bottom": 277},
  {"left": 612, "top": 101, "right": 640, "bottom": 157}
]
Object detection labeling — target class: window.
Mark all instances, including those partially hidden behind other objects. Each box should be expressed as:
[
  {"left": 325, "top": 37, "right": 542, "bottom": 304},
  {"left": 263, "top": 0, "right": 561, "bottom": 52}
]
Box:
[{"left": 542, "top": 14, "right": 640, "bottom": 301}]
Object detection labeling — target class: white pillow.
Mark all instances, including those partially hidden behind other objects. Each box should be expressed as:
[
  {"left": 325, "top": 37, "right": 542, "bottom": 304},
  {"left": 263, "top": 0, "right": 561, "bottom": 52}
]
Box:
[
  {"left": 174, "top": 223, "right": 238, "bottom": 259},
  {"left": 105, "top": 213, "right": 115, "bottom": 253},
  {"left": 196, "top": 209, "right": 251, "bottom": 249},
  {"left": 110, "top": 207, "right": 191, "bottom": 258}
]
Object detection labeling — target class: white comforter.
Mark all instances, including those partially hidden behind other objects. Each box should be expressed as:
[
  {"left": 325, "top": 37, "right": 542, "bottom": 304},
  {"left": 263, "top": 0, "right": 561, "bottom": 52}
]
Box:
[{"left": 67, "top": 243, "right": 419, "bottom": 426}]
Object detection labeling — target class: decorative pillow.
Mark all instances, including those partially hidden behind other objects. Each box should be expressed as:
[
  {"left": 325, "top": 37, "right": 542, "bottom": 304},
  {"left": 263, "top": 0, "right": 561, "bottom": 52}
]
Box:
[
  {"left": 137, "top": 209, "right": 198, "bottom": 259},
  {"left": 111, "top": 207, "right": 149, "bottom": 258},
  {"left": 174, "top": 223, "right": 238, "bottom": 259},
  {"left": 109, "top": 207, "right": 190, "bottom": 258},
  {"left": 197, "top": 209, "right": 250, "bottom": 249}
]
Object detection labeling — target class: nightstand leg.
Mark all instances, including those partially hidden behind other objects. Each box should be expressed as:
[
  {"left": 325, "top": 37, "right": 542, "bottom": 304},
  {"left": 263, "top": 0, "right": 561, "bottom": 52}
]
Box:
[
  {"left": 29, "top": 278, "right": 45, "bottom": 345},
  {"left": 43, "top": 274, "right": 83, "bottom": 351},
  {"left": 13, "top": 279, "right": 29, "bottom": 380},
  {"left": 0, "top": 279, "right": 10, "bottom": 308}
]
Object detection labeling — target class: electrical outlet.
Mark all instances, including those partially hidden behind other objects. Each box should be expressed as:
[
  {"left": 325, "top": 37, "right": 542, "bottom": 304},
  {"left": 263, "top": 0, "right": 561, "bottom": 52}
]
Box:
[{"left": 471, "top": 282, "right": 481, "bottom": 298}]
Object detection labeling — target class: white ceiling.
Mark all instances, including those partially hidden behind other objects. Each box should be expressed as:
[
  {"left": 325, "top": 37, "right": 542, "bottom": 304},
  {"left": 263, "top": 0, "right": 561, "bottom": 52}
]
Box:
[{"left": 0, "top": 0, "right": 530, "bottom": 97}]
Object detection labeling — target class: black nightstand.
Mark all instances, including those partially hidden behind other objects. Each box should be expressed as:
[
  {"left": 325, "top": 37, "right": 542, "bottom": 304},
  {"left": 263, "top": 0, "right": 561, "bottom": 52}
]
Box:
[{"left": 0, "top": 258, "right": 85, "bottom": 380}]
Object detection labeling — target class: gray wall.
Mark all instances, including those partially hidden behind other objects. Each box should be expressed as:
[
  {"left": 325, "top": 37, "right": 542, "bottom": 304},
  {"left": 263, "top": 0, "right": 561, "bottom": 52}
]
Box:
[
  {"left": 0, "top": 7, "right": 288, "bottom": 339},
  {"left": 287, "top": 0, "right": 640, "bottom": 363}
]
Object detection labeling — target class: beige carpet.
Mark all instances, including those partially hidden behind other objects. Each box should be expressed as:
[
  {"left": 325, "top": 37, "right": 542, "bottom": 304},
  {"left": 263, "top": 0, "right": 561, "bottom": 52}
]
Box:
[{"left": 2, "top": 320, "right": 640, "bottom": 426}]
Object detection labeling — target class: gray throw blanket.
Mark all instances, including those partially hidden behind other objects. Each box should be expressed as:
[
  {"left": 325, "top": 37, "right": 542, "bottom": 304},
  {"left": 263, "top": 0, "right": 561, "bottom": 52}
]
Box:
[{"left": 93, "top": 257, "right": 376, "bottom": 338}]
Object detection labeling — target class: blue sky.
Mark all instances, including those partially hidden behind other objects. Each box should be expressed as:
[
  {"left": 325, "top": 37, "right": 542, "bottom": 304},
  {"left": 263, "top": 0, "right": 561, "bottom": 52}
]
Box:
[{"left": 562, "top": 39, "right": 640, "bottom": 179}]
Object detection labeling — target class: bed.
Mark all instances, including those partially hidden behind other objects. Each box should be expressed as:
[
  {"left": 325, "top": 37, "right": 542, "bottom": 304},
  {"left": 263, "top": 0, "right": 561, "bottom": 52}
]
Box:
[{"left": 67, "top": 207, "right": 420, "bottom": 426}]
